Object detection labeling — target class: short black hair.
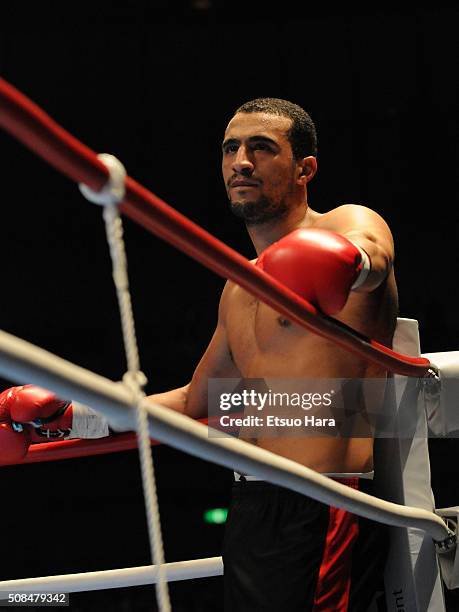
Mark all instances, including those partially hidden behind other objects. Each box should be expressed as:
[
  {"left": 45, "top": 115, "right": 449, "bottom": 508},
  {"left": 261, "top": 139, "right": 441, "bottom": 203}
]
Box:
[{"left": 235, "top": 98, "right": 318, "bottom": 159}]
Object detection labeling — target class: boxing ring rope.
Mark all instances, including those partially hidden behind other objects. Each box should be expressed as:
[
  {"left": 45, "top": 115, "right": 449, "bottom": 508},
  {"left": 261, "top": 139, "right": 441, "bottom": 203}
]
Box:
[
  {"left": 0, "top": 78, "right": 431, "bottom": 378},
  {"left": 0, "top": 558, "right": 224, "bottom": 593},
  {"left": 0, "top": 328, "right": 451, "bottom": 544},
  {"left": 0, "top": 77, "right": 455, "bottom": 596},
  {"left": 3, "top": 433, "right": 141, "bottom": 465},
  {"left": 0, "top": 416, "right": 230, "bottom": 466}
]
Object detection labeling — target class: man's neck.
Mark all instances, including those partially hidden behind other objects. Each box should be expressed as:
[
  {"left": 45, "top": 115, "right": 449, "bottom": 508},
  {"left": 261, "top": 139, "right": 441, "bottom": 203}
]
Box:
[{"left": 247, "top": 204, "right": 315, "bottom": 255}]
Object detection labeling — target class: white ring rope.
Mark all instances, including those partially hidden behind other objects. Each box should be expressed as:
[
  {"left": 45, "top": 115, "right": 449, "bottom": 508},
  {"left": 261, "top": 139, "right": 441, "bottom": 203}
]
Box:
[
  {"left": 79, "top": 155, "right": 171, "bottom": 612},
  {"left": 0, "top": 328, "right": 451, "bottom": 544},
  {"left": 0, "top": 558, "right": 223, "bottom": 594}
]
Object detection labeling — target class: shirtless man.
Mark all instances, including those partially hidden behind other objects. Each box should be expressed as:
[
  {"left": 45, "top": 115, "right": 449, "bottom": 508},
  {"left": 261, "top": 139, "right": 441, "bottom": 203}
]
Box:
[
  {"left": 154, "top": 98, "right": 397, "bottom": 610},
  {"left": 1, "top": 99, "right": 397, "bottom": 610}
]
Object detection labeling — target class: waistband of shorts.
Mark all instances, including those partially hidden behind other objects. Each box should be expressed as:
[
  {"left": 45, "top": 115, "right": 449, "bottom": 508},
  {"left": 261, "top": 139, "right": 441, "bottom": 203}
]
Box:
[{"left": 233, "top": 470, "right": 374, "bottom": 483}]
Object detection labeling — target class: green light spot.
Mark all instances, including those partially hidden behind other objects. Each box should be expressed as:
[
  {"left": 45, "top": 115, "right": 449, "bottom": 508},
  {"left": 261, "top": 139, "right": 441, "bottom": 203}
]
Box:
[{"left": 203, "top": 508, "right": 228, "bottom": 524}]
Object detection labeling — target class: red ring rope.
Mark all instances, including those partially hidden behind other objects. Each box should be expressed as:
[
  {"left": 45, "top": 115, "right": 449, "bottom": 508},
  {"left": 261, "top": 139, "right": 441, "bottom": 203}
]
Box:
[
  {"left": 0, "top": 416, "right": 234, "bottom": 466},
  {"left": 0, "top": 77, "right": 430, "bottom": 381},
  {"left": 10, "top": 434, "right": 142, "bottom": 465}
]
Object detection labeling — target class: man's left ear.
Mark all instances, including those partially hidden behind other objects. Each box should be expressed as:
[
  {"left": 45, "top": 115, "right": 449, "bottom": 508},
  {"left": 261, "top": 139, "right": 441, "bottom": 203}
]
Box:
[{"left": 298, "top": 156, "right": 317, "bottom": 184}]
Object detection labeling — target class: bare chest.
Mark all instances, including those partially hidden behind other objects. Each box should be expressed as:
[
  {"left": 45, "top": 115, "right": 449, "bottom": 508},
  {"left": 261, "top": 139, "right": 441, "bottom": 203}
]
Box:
[
  {"left": 225, "top": 286, "right": 327, "bottom": 377},
  {"left": 224, "top": 281, "right": 395, "bottom": 379}
]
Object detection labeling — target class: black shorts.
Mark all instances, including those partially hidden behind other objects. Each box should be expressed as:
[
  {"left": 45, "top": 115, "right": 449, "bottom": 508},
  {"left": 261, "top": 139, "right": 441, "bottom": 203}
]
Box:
[{"left": 222, "top": 478, "right": 388, "bottom": 611}]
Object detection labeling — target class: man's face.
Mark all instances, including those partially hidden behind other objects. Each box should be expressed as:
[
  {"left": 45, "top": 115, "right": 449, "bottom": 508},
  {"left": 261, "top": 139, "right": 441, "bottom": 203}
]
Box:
[{"left": 222, "top": 112, "right": 300, "bottom": 225}]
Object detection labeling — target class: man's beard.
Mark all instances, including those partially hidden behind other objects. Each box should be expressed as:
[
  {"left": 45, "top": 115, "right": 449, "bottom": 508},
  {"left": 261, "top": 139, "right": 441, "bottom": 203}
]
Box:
[{"left": 229, "top": 195, "right": 289, "bottom": 226}]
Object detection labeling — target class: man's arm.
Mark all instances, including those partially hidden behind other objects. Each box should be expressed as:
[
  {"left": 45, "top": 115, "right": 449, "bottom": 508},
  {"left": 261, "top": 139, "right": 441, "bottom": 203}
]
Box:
[
  {"left": 318, "top": 204, "right": 395, "bottom": 292},
  {"left": 147, "top": 282, "right": 240, "bottom": 419},
  {"left": 147, "top": 384, "right": 191, "bottom": 415},
  {"left": 256, "top": 204, "right": 395, "bottom": 316}
]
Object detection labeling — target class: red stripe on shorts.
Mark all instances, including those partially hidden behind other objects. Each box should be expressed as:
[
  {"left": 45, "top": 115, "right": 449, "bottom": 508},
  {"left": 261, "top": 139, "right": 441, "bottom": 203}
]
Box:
[{"left": 312, "top": 478, "right": 360, "bottom": 612}]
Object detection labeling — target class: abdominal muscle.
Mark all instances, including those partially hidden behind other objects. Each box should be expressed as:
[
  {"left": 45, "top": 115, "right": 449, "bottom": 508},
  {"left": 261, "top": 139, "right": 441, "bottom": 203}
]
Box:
[
  {"left": 237, "top": 345, "right": 376, "bottom": 475},
  {"left": 252, "top": 438, "right": 374, "bottom": 475}
]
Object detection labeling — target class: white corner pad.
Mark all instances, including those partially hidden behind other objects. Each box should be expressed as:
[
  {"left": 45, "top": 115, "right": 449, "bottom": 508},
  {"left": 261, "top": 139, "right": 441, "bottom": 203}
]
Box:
[{"left": 421, "top": 351, "right": 459, "bottom": 436}]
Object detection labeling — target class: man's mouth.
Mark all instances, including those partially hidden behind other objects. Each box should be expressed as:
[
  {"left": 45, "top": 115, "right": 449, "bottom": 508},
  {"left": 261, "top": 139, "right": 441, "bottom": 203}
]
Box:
[{"left": 230, "top": 180, "right": 260, "bottom": 188}]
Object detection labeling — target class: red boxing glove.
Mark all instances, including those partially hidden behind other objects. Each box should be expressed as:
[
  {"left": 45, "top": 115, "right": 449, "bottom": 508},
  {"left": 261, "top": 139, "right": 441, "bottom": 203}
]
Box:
[
  {"left": 5, "top": 385, "right": 73, "bottom": 442},
  {"left": 0, "top": 390, "right": 31, "bottom": 463},
  {"left": 256, "top": 228, "right": 371, "bottom": 315}
]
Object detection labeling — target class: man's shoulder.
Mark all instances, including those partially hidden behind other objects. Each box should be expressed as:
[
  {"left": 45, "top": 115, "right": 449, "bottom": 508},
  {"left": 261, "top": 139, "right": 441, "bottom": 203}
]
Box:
[
  {"left": 310, "top": 203, "right": 392, "bottom": 234},
  {"left": 220, "top": 276, "right": 249, "bottom": 303},
  {"left": 218, "top": 278, "right": 241, "bottom": 321},
  {"left": 218, "top": 272, "right": 256, "bottom": 319},
  {"left": 314, "top": 203, "right": 381, "bottom": 222}
]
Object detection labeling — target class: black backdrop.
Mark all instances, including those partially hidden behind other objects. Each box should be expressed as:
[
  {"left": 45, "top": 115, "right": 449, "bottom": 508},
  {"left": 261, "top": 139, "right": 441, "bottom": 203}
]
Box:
[{"left": 0, "top": 3, "right": 458, "bottom": 610}]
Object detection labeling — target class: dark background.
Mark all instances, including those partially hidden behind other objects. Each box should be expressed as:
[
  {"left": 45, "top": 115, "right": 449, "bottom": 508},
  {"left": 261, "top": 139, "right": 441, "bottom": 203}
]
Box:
[{"left": 0, "top": 2, "right": 458, "bottom": 610}]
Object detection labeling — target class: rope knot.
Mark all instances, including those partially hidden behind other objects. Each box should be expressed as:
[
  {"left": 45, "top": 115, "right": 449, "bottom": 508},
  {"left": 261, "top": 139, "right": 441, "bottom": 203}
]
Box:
[
  {"left": 122, "top": 370, "right": 148, "bottom": 398},
  {"left": 79, "top": 153, "right": 126, "bottom": 206}
]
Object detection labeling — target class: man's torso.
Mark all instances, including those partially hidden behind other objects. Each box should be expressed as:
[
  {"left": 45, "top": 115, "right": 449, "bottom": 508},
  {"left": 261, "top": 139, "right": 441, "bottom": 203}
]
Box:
[{"left": 222, "top": 209, "right": 398, "bottom": 473}]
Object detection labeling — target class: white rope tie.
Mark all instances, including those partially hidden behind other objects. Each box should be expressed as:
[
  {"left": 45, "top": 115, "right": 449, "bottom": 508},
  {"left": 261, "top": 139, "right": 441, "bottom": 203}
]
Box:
[{"left": 79, "top": 155, "right": 171, "bottom": 612}]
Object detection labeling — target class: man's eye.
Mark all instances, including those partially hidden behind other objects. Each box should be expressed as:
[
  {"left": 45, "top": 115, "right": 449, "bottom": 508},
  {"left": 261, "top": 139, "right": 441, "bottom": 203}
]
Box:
[
  {"left": 253, "top": 143, "right": 271, "bottom": 151},
  {"left": 224, "top": 144, "right": 238, "bottom": 154}
]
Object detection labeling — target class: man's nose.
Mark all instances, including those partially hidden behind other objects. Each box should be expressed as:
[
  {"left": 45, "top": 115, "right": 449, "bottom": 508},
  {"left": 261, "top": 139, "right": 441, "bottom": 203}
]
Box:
[{"left": 232, "top": 146, "right": 254, "bottom": 175}]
